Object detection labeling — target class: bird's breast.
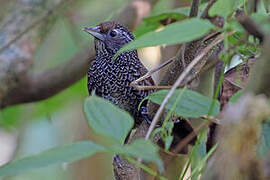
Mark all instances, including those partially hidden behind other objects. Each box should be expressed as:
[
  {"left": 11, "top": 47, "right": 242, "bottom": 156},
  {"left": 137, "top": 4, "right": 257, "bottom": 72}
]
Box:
[{"left": 89, "top": 57, "right": 146, "bottom": 115}]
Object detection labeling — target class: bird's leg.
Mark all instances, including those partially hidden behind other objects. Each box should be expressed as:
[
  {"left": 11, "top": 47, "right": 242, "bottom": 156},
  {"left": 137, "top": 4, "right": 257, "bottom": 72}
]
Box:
[{"left": 113, "top": 155, "right": 123, "bottom": 168}]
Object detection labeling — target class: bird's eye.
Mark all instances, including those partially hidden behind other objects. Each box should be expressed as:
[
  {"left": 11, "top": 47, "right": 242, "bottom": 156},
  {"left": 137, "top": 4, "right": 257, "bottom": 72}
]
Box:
[{"left": 109, "top": 30, "right": 118, "bottom": 37}]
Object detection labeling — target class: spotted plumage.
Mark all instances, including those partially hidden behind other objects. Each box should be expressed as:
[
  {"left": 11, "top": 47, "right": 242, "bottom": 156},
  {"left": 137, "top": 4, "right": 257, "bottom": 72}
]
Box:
[{"left": 83, "top": 21, "right": 154, "bottom": 125}]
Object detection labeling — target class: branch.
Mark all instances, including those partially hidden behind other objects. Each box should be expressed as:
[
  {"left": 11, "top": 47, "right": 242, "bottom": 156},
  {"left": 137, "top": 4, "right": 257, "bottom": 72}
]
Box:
[
  {"left": 235, "top": 9, "right": 265, "bottom": 42},
  {"left": 1, "top": 46, "right": 91, "bottom": 108},
  {"left": 200, "top": 0, "right": 217, "bottom": 18},
  {"left": 189, "top": 0, "right": 201, "bottom": 17},
  {"left": 0, "top": 0, "right": 71, "bottom": 55},
  {"left": 0, "top": 0, "right": 157, "bottom": 109}
]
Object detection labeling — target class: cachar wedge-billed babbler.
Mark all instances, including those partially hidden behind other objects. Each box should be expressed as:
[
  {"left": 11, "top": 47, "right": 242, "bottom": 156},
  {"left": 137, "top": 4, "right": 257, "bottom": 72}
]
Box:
[
  {"left": 83, "top": 21, "right": 154, "bottom": 126},
  {"left": 83, "top": 21, "right": 196, "bottom": 156}
]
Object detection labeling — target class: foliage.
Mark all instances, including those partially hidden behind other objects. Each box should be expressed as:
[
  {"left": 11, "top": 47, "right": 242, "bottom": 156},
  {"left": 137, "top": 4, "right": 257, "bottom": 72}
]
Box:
[
  {"left": 0, "top": 141, "right": 105, "bottom": 177},
  {"left": 0, "top": 95, "right": 164, "bottom": 178}
]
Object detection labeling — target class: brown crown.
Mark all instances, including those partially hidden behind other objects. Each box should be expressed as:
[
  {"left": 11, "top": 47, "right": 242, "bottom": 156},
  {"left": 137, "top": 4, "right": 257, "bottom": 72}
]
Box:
[{"left": 99, "top": 21, "right": 116, "bottom": 33}]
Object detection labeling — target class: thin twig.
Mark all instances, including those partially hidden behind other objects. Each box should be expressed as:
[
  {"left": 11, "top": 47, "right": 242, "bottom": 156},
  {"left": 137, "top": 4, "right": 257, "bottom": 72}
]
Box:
[
  {"left": 0, "top": 0, "right": 72, "bottom": 55},
  {"left": 173, "top": 121, "right": 212, "bottom": 154},
  {"left": 130, "top": 56, "right": 176, "bottom": 88},
  {"left": 183, "top": 57, "right": 220, "bottom": 87},
  {"left": 201, "top": 0, "right": 217, "bottom": 18},
  {"left": 145, "top": 32, "right": 234, "bottom": 140}
]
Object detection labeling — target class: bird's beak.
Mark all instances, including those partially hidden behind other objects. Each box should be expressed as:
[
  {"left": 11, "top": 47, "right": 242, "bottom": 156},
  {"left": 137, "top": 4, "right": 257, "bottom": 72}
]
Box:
[{"left": 83, "top": 26, "right": 105, "bottom": 41}]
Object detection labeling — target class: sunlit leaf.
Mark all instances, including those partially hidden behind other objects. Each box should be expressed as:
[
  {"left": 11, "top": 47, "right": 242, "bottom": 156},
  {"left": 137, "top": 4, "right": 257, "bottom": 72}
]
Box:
[
  {"left": 116, "top": 18, "right": 214, "bottom": 56},
  {"left": 0, "top": 141, "right": 105, "bottom": 177},
  {"left": 84, "top": 95, "right": 134, "bottom": 144},
  {"left": 144, "top": 89, "right": 220, "bottom": 118}
]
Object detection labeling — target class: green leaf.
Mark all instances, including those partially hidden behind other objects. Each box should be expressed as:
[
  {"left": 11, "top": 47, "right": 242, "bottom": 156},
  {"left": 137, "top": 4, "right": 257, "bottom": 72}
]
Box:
[
  {"left": 134, "top": 7, "right": 189, "bottom": 38},
  {"left": 229, "top": 89, "right": 244, "bottom": 103},
  {"left": 209, "top": 0, "right": 242, "bottom": 18},
  {"left": 134, "top": 21, "right": 160, "bottom": 38},
  {"left": 0, "top": 141, "right": 105, "bottom": 177},
  {"left": 122, "top": 139, "right": 164, "bottom": 172},
  {"left": 187, "top": 143, "right": 218, "bottom": 180},
  {"left": 84, "top": 95, "right": 134, "bottom": 144},
  {"left": 145, "top": 89, "right": 220, "bottom": 118},
  {"left": 251, "top": 13, "right": 270, "bottom": 33},
  {"left": 189, "top": 131, "right": 208, "bottom": 180},
  {"left": 144, "top": 7, "right": 189, "bottom": 24},
  {"left": 116, "top": 18, "right": 214, "bottom": 56},
  {"left": 164, "top": 136, "right": 173, "bottom": 151}
]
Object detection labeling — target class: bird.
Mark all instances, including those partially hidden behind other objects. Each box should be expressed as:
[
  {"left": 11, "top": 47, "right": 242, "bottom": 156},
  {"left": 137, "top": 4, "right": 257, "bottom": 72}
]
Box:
[
  {"left": 83, "top": 22, "right": 197, "bottom": 167},
  {"left": 83, "top": 21, "right": 154, "bottom": 126}
]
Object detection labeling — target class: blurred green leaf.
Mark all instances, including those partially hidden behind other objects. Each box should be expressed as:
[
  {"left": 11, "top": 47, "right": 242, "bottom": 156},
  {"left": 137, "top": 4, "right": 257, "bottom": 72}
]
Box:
[
  {"left": 150, "top": 0, "right": 174, "bottom": 15},
  {"left": 134, "top": 21, "right": 160, "bottom": 38},
  {"left": 209, "top": 0, "right": 242, "bottom": 18},
  {"left": 189, "top": 131, "right": 207, "bottom": 180},
  {"left": 121, "top": 139, "right": 164, "bottom": 172},
  {"left": 164, "top": 136, "right": 173, "bottom": 151},
  {"left": 251, "top": 13, "right": 270, "bottom": 33},
  {"left": 188, "top": 143, "right": 218, "bottom": 180},
  {"left": 135, "top": 3, "right": 208, "bottom": 37},
  {"left": 84, "top": 95, "right": 134, "bottom": 144},
  {"left": 144, "top": 7, "right": 189, "bottom": 24},
  {"left": 0, "top": 105, "right": 22, "bottom": 128},
  {"left": 0, "top": 141, "right": 105, "bottom": 177},
  {"left": 229, "top": 89, "right": 244, "bottom": 103},
  {"left": 225, "top": 19, "right": 244, "bottom": 33},
  {"left": 144, "top": 89, "right": 220, "bottom": 118},
  {"left": 32, "top": 77, "right": 87, "bottom": 119},
  {"left": 116, "top": 18, "right": 214, "bottom": 56}
]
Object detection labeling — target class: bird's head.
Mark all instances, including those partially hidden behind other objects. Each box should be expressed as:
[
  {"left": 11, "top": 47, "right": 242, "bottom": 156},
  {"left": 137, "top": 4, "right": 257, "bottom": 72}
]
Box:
[{"left": 83, "top": 21, "right": 134, "bottom": 55}]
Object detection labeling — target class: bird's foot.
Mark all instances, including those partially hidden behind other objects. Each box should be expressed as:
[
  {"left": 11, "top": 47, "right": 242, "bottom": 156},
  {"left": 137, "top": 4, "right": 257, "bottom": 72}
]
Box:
[{"left": 113, "top": 155, "right": 123, "bottom": 168}]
